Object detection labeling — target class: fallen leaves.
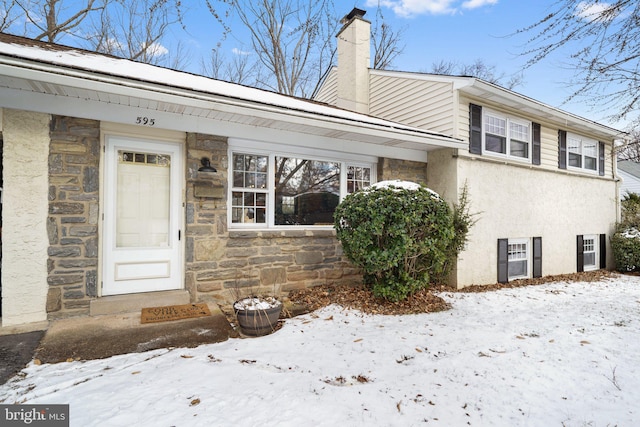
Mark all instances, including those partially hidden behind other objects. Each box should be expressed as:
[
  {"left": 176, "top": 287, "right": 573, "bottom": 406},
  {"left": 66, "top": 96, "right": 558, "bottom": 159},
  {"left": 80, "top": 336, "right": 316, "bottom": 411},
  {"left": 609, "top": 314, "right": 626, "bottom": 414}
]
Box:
[
  {"left": 288, "top": 271, "right": 614, "bottom": 316},
  {"left": 323, "top": 374, "right": 372, "bottom": 386},
  {"left": 289, "top": 284, "right": 450, "bottom": 315},
  {"left": 457, "top": 270, "right": 615, "bottom": 293}
]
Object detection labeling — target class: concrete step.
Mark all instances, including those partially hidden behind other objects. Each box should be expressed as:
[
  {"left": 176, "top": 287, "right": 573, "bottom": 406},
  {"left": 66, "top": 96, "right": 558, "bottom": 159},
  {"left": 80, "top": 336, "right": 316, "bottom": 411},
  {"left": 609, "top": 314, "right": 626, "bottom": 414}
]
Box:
[{"left": 90, "top": 290, "right": 191, "bottom": 316}]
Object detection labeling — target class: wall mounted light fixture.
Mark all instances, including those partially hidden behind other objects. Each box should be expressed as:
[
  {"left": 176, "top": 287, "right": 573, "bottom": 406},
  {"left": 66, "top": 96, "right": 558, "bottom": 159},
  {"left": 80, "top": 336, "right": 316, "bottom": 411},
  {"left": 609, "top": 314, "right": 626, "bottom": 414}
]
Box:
[{"left": 198, "top": 157, "right": 217, "bottom": 173}]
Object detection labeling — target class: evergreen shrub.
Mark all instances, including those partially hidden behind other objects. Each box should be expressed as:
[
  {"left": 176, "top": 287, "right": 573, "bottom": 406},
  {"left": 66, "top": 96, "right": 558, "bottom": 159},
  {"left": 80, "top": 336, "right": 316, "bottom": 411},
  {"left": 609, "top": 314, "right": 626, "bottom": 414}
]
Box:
[
  {"left": 334, "top": 181, "right": 473, "bottom": 301},
  {"left": 612, "top": 193, "right": 640, "bottom": 272}
]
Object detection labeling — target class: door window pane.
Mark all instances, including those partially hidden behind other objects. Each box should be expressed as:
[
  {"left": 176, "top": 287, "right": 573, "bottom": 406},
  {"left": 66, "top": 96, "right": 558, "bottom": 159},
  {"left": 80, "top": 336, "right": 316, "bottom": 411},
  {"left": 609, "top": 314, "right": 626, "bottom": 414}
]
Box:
[{"left": 116, "top": 150, "right": 170, "bottom": 248}]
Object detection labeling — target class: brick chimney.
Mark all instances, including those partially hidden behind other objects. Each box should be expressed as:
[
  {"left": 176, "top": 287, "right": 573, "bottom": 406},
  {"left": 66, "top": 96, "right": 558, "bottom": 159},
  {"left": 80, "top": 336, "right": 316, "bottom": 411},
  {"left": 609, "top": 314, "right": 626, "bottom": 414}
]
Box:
[{"left": 336, "top": 8, "right": 371, "bottom": 114}]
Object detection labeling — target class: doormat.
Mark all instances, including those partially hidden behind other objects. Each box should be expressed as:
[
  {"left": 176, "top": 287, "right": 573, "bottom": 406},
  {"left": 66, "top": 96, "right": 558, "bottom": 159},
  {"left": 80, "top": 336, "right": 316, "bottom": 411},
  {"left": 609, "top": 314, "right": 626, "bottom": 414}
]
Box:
[{"left": 141, "top": 303, "right": 211, "bottom": 324}]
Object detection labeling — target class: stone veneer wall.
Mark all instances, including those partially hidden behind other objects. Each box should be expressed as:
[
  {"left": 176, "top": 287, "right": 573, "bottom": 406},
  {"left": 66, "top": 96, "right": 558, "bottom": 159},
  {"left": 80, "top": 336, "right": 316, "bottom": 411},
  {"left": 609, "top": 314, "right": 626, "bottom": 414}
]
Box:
[
  {"left": 185, "top": 133, "right": 361, "bottom": 304},
  {"left": 377, "top": 157, "right": 428, "bottom": 184},
  {"left": 46, "top": 116, "right": 100, "bottom": 318},
  {"left": 43, "top": 124, "right": 432, "bottom": 317}
]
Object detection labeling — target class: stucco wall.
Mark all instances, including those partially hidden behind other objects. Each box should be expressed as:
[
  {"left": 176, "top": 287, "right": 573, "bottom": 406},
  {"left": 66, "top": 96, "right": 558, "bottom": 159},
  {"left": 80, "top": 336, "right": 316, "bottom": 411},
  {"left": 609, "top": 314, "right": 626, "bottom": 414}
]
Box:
[
  {"left": 1, "top": 109, "right": 50, "bottom": 327},
  {"left": 455, "top": 158, "right": 618, "bottom": 287}
]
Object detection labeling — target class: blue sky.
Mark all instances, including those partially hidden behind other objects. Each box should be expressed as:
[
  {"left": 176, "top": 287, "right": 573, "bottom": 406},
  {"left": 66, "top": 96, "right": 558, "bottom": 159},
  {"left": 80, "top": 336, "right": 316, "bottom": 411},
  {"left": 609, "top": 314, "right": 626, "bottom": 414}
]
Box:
[
  {"left": 176, "top": 0, "right": 630, "bottom": 129},
  {"left": 0, "top": 0, "right": 627, "bottom": 128}
]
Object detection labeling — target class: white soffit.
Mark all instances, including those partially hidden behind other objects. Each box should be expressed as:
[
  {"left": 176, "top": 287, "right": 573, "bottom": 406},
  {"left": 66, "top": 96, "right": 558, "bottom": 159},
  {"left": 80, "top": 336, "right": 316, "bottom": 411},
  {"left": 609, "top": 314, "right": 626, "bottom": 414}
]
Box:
[
  {"left": 0, "top": 37, "right": 465, "bottom": 155},
  {"left": 459, "top": 81, "right": 625, "bottom": 140}
]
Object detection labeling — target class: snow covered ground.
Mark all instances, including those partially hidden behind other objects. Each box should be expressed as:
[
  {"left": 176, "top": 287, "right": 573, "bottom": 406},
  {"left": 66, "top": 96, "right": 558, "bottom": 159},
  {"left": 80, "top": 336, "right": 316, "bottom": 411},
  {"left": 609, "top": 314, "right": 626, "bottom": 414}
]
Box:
[{"left": 2, "top": 274, "right": 640, "bottom": 426}]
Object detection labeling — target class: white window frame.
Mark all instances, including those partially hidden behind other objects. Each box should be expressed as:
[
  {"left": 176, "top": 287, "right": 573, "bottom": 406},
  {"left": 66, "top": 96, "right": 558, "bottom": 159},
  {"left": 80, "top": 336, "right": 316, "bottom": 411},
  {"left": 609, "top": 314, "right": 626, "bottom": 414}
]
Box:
[
  {"left": 228, "top": 139, "right": 377, "bottom": 229},
  {"left": 508, "top": 238, "right": 529, "bottom": 280},
  {"left": 583, "top": 234, "right": 598, "bottom": 271},
  {"left": 483, "top": 109, "right": 532, "bottom": 162},
  {"left": 566, "top": 132, "right": 599, "bottom": 174}
]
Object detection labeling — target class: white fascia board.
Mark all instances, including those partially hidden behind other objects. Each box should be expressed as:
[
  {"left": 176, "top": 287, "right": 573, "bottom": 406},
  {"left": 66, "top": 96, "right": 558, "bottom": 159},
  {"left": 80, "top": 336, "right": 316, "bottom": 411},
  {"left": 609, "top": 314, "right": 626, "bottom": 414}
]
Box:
[
  {"left": 370, "top": 69, "right": 474, "bottom": 91},
  {"left": 461, "top": 79, "right": 626, "bottom": 139},
  {"left": 0, "top": 85, "right": 431, "bottom": 162},
  {"left": 0, "top": 58, "right": 464, "bottom": 151}
]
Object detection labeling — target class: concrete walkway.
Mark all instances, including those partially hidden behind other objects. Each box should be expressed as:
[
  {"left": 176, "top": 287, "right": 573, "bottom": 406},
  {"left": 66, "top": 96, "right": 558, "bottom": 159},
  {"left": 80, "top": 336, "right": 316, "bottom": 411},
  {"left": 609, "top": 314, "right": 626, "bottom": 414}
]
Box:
[
  {"left": 35, "top": 303, "right": 236, "bottom": 363},
  {"left": 0, "top": 303, "right": 236, "bottom": 384},
  {"left": 0, "top": 330, "right": 45, "bottom": 384}
]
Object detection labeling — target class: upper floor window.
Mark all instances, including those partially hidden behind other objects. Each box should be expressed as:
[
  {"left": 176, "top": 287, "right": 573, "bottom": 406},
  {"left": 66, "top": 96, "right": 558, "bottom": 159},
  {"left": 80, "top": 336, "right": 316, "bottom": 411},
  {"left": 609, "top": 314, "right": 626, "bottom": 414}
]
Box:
[
  {"left": 469, "top": 104, "right": 541, "bottom": 165},
  {"left": 484, "top": 111, "right": 531, "bottom": 160},
  {"left": 558, "top": 131, "right": 605, "bottom": 176},
  {"left": 230, "top": 145, "right": 375, "bottom": 228},
  {"left": 567, "top": 133, "right": 598, "bottom": 171}
]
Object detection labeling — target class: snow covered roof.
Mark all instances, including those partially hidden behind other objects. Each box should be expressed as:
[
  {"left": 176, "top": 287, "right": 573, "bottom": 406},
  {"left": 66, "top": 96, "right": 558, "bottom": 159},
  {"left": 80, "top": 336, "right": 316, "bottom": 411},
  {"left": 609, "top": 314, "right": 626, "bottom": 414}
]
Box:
[{"left": 0, "top": 33, "right": 465, "bottom": 158}]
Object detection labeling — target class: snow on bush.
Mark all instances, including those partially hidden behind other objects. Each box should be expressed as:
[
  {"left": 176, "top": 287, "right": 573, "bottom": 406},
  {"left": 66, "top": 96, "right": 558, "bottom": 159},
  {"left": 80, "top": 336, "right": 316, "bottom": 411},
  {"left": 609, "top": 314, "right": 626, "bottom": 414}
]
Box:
[
  {"left": 612, "top": 193, "right": 640, "bottom": 272},
  {"left": 334, "top": 181, "right": 459, "bottom": 301}
]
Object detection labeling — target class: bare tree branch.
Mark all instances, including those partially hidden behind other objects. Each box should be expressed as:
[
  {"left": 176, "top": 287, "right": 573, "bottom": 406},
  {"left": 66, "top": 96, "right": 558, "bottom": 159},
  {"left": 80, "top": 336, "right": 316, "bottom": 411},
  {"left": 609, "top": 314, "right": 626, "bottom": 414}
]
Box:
[
  {"left": 517, "top": 0, "right": 640, "bottom": 126},
  {"left": 206, "top": 0, "right": 337, "bottom": 97},
  {"left": 371, "top": 6, "right": 404, "bottom": 70},
  {"left": 86, "top": 0, "right": 185, "bottom": 68},
  {"left": 0, "top": 0, "right": 21, "bottom": 33},
  {"left": 426, "top": 58, "right": 523, "bottom": 90}
]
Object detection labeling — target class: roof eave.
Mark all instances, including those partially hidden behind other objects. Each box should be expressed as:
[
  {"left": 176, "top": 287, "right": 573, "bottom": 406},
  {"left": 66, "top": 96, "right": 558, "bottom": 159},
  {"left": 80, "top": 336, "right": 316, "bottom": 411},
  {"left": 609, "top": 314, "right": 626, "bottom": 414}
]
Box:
[
  {"left": 0, "top": 53, "right": 465, "bottom": 153},
  {"left": 459, "top": 78, "right": 626, "bottom": 140}
]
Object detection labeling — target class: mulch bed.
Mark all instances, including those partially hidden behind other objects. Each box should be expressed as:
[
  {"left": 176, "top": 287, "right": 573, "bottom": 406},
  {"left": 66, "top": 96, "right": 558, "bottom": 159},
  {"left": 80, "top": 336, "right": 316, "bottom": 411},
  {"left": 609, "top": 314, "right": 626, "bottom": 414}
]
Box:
[{"left": 287, "top": 270, "right": 617, "bottom": 316}]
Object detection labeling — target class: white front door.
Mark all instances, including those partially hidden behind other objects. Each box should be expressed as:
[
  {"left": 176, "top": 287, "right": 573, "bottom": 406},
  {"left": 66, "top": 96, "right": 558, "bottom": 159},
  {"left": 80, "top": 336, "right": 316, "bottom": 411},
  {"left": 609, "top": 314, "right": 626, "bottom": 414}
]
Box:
[{"left": 102, "top": 135, "right": 184, "bottom": 296}]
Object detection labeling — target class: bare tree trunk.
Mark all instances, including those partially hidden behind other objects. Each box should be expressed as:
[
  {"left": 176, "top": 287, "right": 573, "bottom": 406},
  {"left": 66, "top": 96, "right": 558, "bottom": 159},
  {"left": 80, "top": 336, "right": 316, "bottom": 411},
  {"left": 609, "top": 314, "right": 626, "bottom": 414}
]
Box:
[{"left": 14, "top": 0, "right": 106, "bottom": 42}]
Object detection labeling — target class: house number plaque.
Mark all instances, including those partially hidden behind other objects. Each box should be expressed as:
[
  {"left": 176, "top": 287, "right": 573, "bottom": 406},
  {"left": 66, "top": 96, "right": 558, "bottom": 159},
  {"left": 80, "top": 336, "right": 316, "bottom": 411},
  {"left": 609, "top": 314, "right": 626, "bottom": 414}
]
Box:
[{"left": 135, "top": 116, "right": 156, "bottom": 126}]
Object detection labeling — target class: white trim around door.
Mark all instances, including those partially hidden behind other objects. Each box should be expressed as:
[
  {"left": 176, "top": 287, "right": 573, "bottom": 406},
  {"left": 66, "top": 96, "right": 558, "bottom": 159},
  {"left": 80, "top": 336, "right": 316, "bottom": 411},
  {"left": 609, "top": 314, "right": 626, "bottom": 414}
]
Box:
[{"left": 101, "top": 132, "right": 185, "bottom": 296}]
